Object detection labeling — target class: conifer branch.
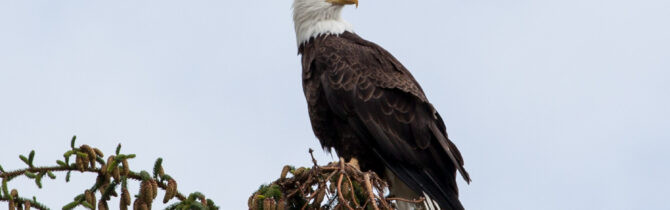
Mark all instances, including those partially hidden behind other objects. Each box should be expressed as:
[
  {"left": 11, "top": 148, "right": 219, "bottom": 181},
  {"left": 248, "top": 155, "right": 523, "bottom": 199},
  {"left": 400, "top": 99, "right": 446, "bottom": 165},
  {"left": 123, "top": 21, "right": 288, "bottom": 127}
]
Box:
[{"left": 0, "top": 136, "right": 217, "bottom": 210}]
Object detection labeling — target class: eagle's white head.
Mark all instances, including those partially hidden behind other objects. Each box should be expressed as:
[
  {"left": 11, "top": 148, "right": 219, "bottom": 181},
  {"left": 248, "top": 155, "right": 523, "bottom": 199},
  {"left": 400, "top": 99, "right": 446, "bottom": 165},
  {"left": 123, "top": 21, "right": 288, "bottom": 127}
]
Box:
[{"left": 292, "top": 0, "right": 358, "bottom": 46}]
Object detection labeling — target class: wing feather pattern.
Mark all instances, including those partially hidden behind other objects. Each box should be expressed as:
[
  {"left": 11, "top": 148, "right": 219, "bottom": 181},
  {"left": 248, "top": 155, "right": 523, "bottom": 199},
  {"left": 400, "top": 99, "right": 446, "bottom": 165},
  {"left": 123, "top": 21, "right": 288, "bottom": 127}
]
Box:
[{"left": 303, "top": 32, "right": 470, "bottom": 210}]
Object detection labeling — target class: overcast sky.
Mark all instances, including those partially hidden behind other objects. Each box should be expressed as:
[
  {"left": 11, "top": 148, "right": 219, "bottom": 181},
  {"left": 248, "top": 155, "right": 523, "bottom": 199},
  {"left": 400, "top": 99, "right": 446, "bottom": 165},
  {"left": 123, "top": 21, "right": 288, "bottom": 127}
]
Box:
[{"left": 1, "top": 0, "right": 669, "bottom": 209}]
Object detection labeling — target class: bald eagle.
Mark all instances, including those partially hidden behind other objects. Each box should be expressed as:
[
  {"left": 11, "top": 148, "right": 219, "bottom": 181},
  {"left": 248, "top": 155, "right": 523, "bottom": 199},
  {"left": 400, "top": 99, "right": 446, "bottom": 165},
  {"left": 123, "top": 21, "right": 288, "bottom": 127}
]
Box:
[{"left": 293, "top": 0, "right": 471, "bottom": 209}]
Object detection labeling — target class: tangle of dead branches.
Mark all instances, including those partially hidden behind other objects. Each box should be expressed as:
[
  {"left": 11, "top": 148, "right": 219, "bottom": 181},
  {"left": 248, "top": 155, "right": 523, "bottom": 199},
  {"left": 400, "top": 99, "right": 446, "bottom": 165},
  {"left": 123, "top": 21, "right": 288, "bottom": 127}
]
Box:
[{"left": 249, "top": 149, "right": 425, "bottom": 210}]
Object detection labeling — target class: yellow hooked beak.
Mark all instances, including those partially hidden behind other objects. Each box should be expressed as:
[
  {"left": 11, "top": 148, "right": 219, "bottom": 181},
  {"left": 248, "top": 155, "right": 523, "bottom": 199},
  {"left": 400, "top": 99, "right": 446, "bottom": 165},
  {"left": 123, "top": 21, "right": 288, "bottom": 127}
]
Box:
[{"left": 327, "top": 0, "right": 358, "bottom": 7}]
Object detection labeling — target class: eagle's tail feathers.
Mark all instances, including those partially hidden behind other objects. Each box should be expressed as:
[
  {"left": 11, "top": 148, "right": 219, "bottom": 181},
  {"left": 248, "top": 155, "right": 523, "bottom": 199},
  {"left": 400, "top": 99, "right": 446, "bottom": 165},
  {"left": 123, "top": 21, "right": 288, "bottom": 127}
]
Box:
[{"left": 428, "top": 123, "right": 471, "bottom": 183}]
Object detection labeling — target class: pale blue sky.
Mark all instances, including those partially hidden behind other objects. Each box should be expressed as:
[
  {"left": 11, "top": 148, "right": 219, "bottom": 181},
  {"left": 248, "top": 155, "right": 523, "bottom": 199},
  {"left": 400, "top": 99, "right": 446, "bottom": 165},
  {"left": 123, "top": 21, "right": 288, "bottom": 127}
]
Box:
[{"left": 1, "top": 0, "right": 669, "bottom": 209}]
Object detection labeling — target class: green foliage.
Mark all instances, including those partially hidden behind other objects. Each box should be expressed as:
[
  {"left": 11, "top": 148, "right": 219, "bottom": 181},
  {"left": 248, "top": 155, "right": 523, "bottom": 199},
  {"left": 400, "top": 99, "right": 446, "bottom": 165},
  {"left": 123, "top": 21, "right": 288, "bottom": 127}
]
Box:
[
  {"left": 62, "top": 201, "right": 77, "bottom": 210},
  {"left": 24, "top": 171, "right": 36, "bottom": 179},
  {"left": 1, "top": 179, "right": 8, "bottom": 198},
  {"left": 63, "top": 150, "right": 73, "bottom": 166},
  {"left": 75, "top": 151, "right": 88, "bottom": 159},
  {"left": 19, "top": 155, "right": 30, "bottom": 167},
  {"left": 99, "top": 181, "right": 119, "bottom": 201},
  {"left": 115, "top": 143, "right": 121, "bottom": 155},
  {"left": 105, "top": 159, "right": 118, "bottom": 173},
  {"left": 80, "top": 201, "right": 94, "bottom": 209},
  {"left": 47, "top": 171, "right": 56, "bottom": 179},
  {"left": 161, "top": 174, "right": 173, "bottom": 181},
  {"left": 35, "top": 172, "right": 43, "bottom": 188},
  {"left": 153, "top": 158, "right": 164, "bottom": 179},
  {"left": 70, "top": 136, "right": 76, "bottom": 149},
  {"left": 252, "top": 184, "right": 284, "bottom": 210},
  {"left": 165, "top": 192, "right": 218, "bottom": 210},
  {"left": 0, "top": 136, "right": 219, "bottom": 210},
  {"left": 29, "top": 150, "right": 35, "bottom": 165},
  {"left": 258, "top": 184, "right": 282, "bottom": 201},
  {"left": 139, "top": 170, "right": 151, "bottom": 181}
]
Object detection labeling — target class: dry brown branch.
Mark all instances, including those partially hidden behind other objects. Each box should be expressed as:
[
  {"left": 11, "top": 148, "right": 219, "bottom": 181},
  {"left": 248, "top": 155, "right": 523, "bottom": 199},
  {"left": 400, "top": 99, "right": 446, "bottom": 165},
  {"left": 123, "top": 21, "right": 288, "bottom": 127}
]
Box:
[
  {"left": 364, "top": 173, "right": 380, "bottom": 210},
  {"left": 249, "top": 149, "right": 426, "bottom": 210},
  {"left": 336, "top": 174, "right": 353, "bottom": 210}
]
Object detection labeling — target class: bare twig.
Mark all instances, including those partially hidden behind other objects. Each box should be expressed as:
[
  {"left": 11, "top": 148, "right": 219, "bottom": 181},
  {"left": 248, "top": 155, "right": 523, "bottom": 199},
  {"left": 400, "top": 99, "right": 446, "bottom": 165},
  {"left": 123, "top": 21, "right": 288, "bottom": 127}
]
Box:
[
  {"left": 364, "top": 173, "right": 380, "bottom": 210},
  {"left": 337, "top": 174, "right": 354, "bottom": 210},
  {"left": 250, "top": 149, "right": 426, "bottom": 209}
]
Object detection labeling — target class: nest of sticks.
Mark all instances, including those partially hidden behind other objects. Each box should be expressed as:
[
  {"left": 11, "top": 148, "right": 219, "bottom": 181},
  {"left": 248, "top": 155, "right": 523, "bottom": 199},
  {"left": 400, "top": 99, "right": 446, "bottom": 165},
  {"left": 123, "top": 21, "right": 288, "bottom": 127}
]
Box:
[{"left": 249, "top": 149, "right": 424, "bottom": 210}]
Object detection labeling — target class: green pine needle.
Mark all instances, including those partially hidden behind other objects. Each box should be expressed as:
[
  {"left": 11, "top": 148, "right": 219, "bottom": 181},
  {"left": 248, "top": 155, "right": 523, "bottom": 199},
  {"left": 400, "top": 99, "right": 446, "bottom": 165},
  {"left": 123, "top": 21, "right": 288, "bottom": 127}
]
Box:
[
  {"left": 70, "top": 135, "right": 77, "bottom": 149},
  {"left": 73, "top": 193, "right": 85, "bottom": 202},
  {"left": 100, "top": 181, "right": 119, "bottom": 200},
  {"left": 63, "top": 150, "right": 74, "bottom": 158},
  {"left": 153, "top": 158, "right": 163, "bottom": 179},
  {"left": 161, "top": 174, "right": 173, "bottom": 181},
  {"left": 62, "top": 201, "right": 78, "bottom": 210},
  {"left": 121, "top": 177, "right": 128, "bottom": 189},
  {"left": 106, "top": 159, "right": 117, "bottom": 173},
  {"left": 75, "top": 151, "right": 88, "bottom": 159},
  {"left": 139, "top": 171, "right": 151, "bottom": 181},
  {"left": 47, "top": 171, "right": 56, "bottom": 179},
  {"left": 63, "top": 150, "right": 74, "bottom": 165},
  {"left": 116, "top": 143, "right": 121, "bottom": 155},
  {"left": 19, "top": 155, "right": 30, "bottom": 166},
  {"left": 24, "top": 171, "right": 37, "bottom": 179},
  {"left": 35, "top": 176, "right": 43, "bottom": 188},
  {"left": 0, "top": 136, "right": 221, "bottom": 210},
  {"left": 96, "top": 156, "right": 105, "bottom": 165},
  {"left": 28, "top": 150, "right": 35, "bottom": 165},
  {"left": 2, "top": 178, "right": 8, "bottom": 197}
]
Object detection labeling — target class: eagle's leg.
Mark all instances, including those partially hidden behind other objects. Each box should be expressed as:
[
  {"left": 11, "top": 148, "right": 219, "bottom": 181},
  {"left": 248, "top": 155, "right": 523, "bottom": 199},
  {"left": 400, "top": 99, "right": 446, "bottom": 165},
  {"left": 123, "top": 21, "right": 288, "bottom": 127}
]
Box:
[
  {"left": 347, "top": 157, "right": 360, "bottom": 170},
  {"left": 386, "top": 168, "right": 433, "bottom": 210},
  {"left": 339, "top": 157, "right": 361, "bottom": 171}
]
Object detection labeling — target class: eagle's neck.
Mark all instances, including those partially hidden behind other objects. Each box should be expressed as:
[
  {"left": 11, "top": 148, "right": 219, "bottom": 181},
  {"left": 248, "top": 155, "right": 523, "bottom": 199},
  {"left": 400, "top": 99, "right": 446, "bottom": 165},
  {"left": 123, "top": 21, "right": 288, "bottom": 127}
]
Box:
[{"left": 293, "top": 5, "right": 353, "bottom": 47}]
